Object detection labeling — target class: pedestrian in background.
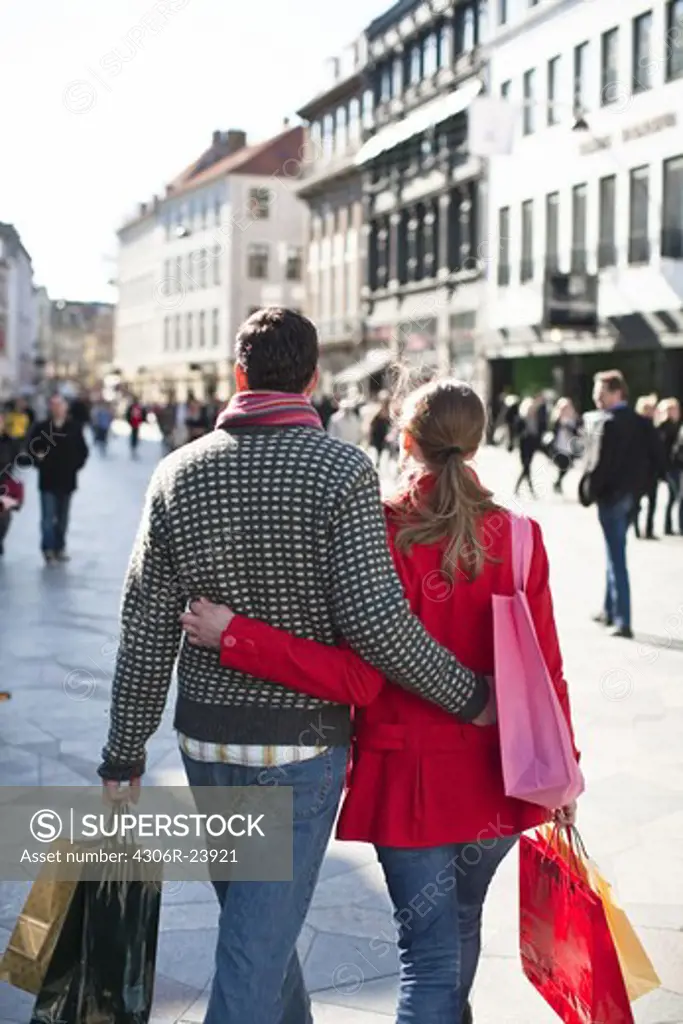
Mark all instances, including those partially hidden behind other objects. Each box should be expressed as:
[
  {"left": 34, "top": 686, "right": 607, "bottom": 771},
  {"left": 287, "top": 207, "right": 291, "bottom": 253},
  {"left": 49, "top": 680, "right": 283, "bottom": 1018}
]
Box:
[
  {"left": 369, "top": 391, "right": 392, "bottom": 468},
  {"left": 580, "top": 370, "right": 650, "bottom": 639},
  {"left": 185, "top": 397, "right": 210, "bottom": 442},
  {"left": 656, "top": 398, "right": 682, "bottom": 536},
  {"left": 126, "top": 396, "right": 146, "bottom": 457},
  {"left": 28, "top": 393, "right": 89, "bottom": 564},
  {"left": 513, "top": 394, "right": 547, "bottom": 498},
  {"left": 550, "top": 397, "right": 581, "bottom": 494},
  {"left": 328, "top": 396, "right": 363, "bottom": 447},
  {"left": 91, "top": 399, "right": 113, "bottom": 455},
  {"left": 0, "top": 411, "right": 24, "bottom": 557},
  {"left": 5, "top": 397, "right": 33, "bottom": 451},
  {"left": 632, "top": 394, "right": 667, "bottom": 539},
  {"left": 69, "top": 389, "right": 91, "bottom": 433}
]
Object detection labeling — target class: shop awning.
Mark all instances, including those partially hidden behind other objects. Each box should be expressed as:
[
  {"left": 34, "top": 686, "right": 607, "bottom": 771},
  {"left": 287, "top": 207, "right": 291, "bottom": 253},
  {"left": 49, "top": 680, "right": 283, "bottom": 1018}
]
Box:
[
  {"left": 355, "top": 79, "right": 483, "bottom": 166},
  {"left": 333, "top": 347, "right": 393, "bottom": 387}
]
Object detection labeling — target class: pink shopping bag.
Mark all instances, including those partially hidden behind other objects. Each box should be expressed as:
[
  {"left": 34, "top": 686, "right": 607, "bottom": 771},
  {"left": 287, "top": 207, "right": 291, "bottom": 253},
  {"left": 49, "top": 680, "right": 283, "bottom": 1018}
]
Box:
[{"left": 493, "top": 514, "right": 584, "bottom": 809}]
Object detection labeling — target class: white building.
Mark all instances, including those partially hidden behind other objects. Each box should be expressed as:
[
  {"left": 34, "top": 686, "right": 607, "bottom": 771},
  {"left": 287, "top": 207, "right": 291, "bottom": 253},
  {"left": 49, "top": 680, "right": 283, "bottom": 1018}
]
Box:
[
  {"left": 0, "top": 224, "right": 35, "bottom": 399},
  {"left": 114, "top": 126, "right": 307, "bottom": 403},
  {"left": 482, "top": 0, "right": 683, "bottom": 406}
]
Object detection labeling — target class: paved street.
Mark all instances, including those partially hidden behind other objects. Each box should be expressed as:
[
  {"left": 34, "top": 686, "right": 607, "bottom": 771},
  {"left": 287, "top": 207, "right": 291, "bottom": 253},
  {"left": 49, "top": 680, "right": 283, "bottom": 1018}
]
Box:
[{"left": 1, "top": 428, "right": 682, "bottom": 1023}]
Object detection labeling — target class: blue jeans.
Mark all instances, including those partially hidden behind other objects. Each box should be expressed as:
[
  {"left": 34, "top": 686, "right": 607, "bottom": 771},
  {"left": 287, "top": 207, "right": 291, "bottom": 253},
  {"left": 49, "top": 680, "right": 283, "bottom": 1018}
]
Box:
[
  {"left": 377, "top": 835, "right": 518, "bottom": 1024},
  {"left": 182, "top": 746, "right": 347, "bottom": 1024},
  {"left": 40, "top": 491, "right": 71, "bottom": 553},
  {"left": 597, "top": 494, "right": 633, "bottom": 629}
]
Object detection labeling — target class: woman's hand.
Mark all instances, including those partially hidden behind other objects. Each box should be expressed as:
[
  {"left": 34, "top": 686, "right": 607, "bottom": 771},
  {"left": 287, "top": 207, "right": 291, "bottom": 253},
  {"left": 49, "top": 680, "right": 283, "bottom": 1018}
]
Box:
[
  {"left": 552, "top": 801, "right": 578, "bottom": 827},
  {"left": 180, "top": 598, "right": 235, "bottom": 649}
]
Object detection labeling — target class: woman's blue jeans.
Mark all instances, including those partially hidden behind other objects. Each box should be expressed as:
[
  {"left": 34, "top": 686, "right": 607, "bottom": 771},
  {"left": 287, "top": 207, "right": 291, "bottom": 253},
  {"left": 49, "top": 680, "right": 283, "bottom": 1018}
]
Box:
[{"left": 376, "top": 834, "right": 518, "bottom": 1024}]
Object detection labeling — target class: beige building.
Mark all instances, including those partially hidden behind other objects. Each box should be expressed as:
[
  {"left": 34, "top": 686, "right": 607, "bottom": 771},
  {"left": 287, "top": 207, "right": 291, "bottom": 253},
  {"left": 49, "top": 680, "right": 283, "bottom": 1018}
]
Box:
[
  {"left": 296, "top": 38, "right": 374, "bottom": 384},
  {"left": 114, "top": 126, "right": 307, "bottom": 404},
  {"left": 48, "top": 301, "right": 114, "bottom": 391}
]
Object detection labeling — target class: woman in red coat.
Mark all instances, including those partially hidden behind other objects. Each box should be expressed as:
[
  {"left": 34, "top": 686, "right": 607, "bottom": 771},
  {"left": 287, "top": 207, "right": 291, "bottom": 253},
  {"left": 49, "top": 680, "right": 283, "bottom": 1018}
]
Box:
[{"left": 181, "top": 380, "right": 580, "bottom": 1024}]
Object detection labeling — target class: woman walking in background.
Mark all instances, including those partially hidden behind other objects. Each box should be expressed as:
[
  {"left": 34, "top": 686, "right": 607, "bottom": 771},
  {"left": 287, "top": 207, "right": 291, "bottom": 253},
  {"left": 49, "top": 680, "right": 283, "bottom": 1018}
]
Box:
[
  {"left": 513, "top": 394, "right": 547, "bottom": 498},
  {"left": 633, "top": 394, "right": 666, "bottom": 539},
  {"left": 182, "top": 379, "right": 580, "bottom": 1024},
  {"left": 91, "top": 400, "right": 113, "bottom": 455},
  {"left": 551, "top": 397, "right": 581, "bottom": 494},
  {"left": 657, "top": 398, "right": 683, "bottom": 535}
]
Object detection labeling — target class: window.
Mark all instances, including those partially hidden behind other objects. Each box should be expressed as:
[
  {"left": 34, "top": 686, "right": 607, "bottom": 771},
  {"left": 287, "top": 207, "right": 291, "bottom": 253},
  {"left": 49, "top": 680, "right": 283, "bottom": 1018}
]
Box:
[
  {"left": 285, "top": 246, "right": 303, "bottom": 281},
  {"left": 501, "top": 79, "right": 511, "bottom": 99},
  {"left": 629, "top": 165, "right": 650, "bottom": 263},
  {"left": 214, "top": 197, "right": 222, "bottom": 226},
  {"left": 571, "top": 184, "right": 587, "bottom": 272},
  {"left": 498, "top": 0, "right": 507, "bottom": 25},
  {"left": 424, "top": 33, "right": 438, "bottom": 76},
  {"left": 163, "top": 316, "right": 170, "bottom": 351},
  {"left": 392, "top": 57, "right": 403, "bottom": 98},
  {"left": 521, "top": 200, "right": 534, "bottom": 281},
  {"left": 601, "top": 28, "right": 619, "bottom": 104},
  {"left": 667, "top": 0, "right": 683, "bottom": 81},
  {"left": 348, "top": 97, "right": 361, "bottom": 141},
  {"left": 199, "top": 311, "right": 206, "bottom": 348},
  {"left": 175, "top": 256, "right": 182, "bottom": 291},
  {"left": 335, "top": 105, "right": 347, "bottom": 150},
  {"left": 573, "top": 41, "right": 589, "bottom": 113},
  {"left": 633, "top": 11, "right": 653, "bottom": 92},
  {"left": 186, "top": 311, "right": 193, "bottom": 348},
  {"left": 598, "top": 175, "right": 617, "bottom": 267},
  {"left": 461, "top": 5, "right": 476, "bottom": 53},
  {"left": 200, "top": 199, "right": 207, "bottom": 230},
  {"left": 249, "top": 187, "right": 271, "bottom": 219},
  {"left": 185, "top": 253, "right": 195, "bottom": 290},
  {"left": 198, "top": 248, "right": 207, "bottom": 289},
  {"left": 523, "top": 69, "right": 536, "bottom": 135},
  {"left": 498, "top": 207, "right": 510, "bottom": 285},
  {"left": 547, "top": 56, "right": 560, "bottom": 125},
  {"left": 380, "top": 63, "right": 392, "bottom": 101},
  {"left": 662, "top": 155, "right": 683, "bottom": 258},
  {"left": 545, "top": 192, "right": 559, "bottom": 270},
  {"left": 213, "top": 244, "right": 221, "bottom": 285},
  {"left": 247, "top": 243, "right": 269, "bottom": 279},
  {"left": 211, "top": 309, "right": 220, "bottom": 347},
  {"left": 174, "top": 314, "right": 181, "bottom": 350},
  {"left": 322, "top": 113, "right": 335, "bottom": 156},
  {"left": 410, "top": 42, "right": 422, "bottom": 83},
  {"left": 362, "top": 88, "right": 374, "bottom": 128}
]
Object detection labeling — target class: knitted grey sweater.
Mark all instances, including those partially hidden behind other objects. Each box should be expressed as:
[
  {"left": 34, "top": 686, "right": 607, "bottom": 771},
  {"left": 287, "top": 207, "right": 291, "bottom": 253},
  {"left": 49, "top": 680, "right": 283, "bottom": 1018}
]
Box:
[{"left": 100, "top": 426, "right": 488, "bottom": 780}]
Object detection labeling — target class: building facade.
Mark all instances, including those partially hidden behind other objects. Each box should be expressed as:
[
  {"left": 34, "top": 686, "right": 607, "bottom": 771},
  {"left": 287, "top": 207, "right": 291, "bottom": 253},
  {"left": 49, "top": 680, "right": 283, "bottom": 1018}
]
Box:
[
  {"left": 358, "top": 0, "right": 489, "bottom": 393},
  {"left": 296, "top": 37, "right": 370, "bottom": 382},
  {"left": 0, "top": 224, "right": 35, "bottom": 399},
  {"left": 484, "top": 0, "right": 683, "bottom": 407},
  {"left": 114, "top": 126, "right": 307, "bottom": 403},
  {"left": 49, "top": 301, "right": 115, "bottom": 389}
]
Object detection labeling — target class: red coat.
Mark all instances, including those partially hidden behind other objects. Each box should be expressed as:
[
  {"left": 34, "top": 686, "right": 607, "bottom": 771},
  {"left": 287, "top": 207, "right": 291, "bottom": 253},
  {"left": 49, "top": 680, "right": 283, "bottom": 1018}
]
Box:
[{"left": 220, "top": 486, "right": 579, "bottom": 846}]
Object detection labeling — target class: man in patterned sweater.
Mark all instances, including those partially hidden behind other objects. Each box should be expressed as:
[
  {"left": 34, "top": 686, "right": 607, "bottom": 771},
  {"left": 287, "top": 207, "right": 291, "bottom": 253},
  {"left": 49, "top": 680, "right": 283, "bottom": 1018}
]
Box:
[{"left": 100, "top": 307, "right": 491, "bottom": 1024}]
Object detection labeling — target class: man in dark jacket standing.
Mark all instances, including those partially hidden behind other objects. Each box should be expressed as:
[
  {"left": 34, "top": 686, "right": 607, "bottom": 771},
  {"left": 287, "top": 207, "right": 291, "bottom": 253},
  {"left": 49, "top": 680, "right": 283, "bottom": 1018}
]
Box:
[
  {"left": 580, "top": 370, "right": 649, "bottom": 638},
  {"left": 28, "top": 394, "right": 88, "bottom": 563},
  {"left": 100, "top": 308, "right": 492, "bottom": 1024}
]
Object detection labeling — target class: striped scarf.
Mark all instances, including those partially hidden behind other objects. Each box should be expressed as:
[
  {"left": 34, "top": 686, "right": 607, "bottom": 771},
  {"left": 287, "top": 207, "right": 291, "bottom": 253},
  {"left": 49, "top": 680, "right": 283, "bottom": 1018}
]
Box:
[{"left": 215, "top": 391, "right": 322, "bottom": 431}]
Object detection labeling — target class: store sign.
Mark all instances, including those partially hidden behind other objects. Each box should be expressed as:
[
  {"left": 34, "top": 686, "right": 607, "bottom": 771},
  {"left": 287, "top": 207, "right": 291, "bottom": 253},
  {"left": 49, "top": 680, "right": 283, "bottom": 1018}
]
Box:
[{"left": 580, "top": 112, "right": 677, "bottom": 155}]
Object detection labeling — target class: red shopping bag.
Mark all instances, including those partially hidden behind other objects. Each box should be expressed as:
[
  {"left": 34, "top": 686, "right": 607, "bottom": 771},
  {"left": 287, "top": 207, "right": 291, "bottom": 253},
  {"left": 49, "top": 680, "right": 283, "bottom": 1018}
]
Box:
[{"left": 519, "top": 829, "right": 633, "bottom": 1023}]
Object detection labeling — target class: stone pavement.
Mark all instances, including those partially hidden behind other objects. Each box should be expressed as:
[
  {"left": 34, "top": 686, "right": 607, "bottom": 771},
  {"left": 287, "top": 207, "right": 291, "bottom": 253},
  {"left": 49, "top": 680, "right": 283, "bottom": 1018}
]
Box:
[{"left": 1, "top": 428, "right": 682, "bottom": 1023}]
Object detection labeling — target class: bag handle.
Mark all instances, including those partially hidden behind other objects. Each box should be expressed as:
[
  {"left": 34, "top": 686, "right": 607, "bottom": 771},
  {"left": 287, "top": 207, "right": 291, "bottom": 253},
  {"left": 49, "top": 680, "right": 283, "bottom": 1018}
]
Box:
[{"left": 510, "top": 513, "right": 533, "bottom": 592}]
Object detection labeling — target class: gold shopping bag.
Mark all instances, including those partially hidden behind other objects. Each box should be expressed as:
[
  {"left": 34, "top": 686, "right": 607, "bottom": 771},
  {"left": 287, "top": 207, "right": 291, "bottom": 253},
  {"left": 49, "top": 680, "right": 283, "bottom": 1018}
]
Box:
[{"left": 0, "top": 857, "right": 79, "bottom": 995}]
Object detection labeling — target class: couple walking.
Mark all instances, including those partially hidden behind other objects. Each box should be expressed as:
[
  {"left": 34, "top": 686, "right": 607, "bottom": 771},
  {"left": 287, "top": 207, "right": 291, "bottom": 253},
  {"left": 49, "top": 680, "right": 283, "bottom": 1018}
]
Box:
[{"left": 100, "top": 308, "right": 578, "bottom": 1024}]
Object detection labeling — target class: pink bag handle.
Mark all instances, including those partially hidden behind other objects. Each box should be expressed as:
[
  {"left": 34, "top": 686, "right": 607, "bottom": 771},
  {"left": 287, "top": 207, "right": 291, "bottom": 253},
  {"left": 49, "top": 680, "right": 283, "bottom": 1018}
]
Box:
[{"left": 510, "top": 514, "right": 533, "bottom": 592}]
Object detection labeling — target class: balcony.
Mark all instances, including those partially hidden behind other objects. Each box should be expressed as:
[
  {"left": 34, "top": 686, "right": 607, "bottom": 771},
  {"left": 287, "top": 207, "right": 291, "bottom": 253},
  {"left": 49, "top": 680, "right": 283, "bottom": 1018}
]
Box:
[
  {"left": 628, "top": 235, "right": 651, "bottom": 265},
  {"left": 318, "top": 317, "right": 363, "bottom": 346},
  {"left": 297, "top": 139, "right": 363, "bottom": 196},
  {"left": 597, "top": 241, "right": 617, "bottom": 269}
]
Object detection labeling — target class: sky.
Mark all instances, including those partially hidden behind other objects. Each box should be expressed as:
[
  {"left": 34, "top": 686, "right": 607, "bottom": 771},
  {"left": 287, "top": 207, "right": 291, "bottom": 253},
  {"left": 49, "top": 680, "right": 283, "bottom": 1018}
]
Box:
[{"left": 0, "top": 0, "right": 386, "bottom": 302}]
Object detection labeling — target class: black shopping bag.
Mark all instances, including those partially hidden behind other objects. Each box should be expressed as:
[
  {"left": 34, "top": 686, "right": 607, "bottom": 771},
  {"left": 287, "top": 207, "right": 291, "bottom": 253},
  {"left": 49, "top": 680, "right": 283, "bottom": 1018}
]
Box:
[{"left": 30, "top": 879, "right": 161, "bottom": 1024}]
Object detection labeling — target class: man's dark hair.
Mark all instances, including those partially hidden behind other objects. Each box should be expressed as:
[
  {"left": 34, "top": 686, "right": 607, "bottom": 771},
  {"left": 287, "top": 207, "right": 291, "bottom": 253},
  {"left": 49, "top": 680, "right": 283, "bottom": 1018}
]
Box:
[
  {"left": 594, "top": 369, "right": 628, "bottom": 400},
  {"left": 235, "top": 307, "right": 319, "bottom": 393}
]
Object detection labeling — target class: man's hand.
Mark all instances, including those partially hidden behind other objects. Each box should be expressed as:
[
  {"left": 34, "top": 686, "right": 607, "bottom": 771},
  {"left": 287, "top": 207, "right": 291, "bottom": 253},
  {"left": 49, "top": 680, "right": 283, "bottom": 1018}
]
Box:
[
  {"left": 180, "top": 597, "right": 235, "bottom": 649},
  {"left": 471, "top": 678, "right": 497, "bottom": 727},
  {"left": 553, "top": 801, "right": 578, "bottom": 827},
  {"left": 102, "top": 778, "right": 141, "bottom": 805}
]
